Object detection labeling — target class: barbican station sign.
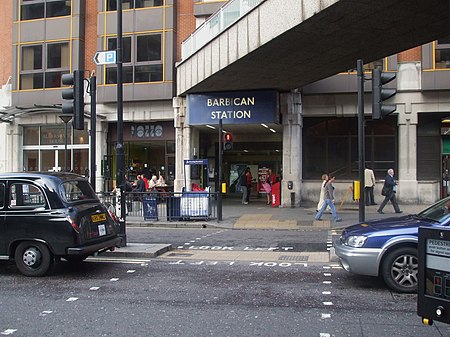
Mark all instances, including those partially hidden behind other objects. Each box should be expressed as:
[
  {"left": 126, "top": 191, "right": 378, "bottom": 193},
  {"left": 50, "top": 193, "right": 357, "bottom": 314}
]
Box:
[{"left": 187, "top": 90, "right": 278, "bottom": 125}]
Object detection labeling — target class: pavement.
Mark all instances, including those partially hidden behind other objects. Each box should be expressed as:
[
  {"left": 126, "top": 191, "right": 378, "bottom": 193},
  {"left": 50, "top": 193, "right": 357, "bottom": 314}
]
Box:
[{"left": 104, "top": 197, "right": 429, "bottom": 260}]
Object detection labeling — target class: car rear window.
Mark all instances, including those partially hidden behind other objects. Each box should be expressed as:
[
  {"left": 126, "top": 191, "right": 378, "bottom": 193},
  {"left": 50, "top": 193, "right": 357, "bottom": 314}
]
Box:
[{"left": 60, "top": 180, "right": 98, "bottom": 203}]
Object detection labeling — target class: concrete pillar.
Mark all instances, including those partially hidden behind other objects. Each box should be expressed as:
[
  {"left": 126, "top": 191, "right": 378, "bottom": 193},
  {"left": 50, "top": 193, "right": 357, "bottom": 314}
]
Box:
[
  {"left": 281, "top": 90, "right": 302, "bottom": 207},
  {"left": 397, "top": 103, "right": 418, "bottom": 203},
  {"left": 95, "top": 121, "right": 108, "bottom": 192}
]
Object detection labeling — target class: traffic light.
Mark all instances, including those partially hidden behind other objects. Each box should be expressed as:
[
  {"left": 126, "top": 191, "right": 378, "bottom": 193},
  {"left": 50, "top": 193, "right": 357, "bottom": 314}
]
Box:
[
  {"left": 372, "top": 68, "right": 397, "bottom": 120},
  {"left": 223, "top": 132, "right": 233, "bottom": 151},
  {"left": 61, "top": 70, "right": 85, "bottom": 130}
]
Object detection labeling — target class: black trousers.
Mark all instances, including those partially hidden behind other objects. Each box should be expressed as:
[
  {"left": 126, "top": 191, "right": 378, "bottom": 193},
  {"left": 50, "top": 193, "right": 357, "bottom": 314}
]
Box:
[
  {"left": 378, "top": 191, "right": 400, "bottom": 213},
  {"left": 364, "top": 186, "right": 375, "bottom": 205}
]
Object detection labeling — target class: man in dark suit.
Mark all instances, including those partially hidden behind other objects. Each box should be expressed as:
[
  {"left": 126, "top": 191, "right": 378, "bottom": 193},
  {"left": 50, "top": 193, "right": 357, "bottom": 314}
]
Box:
[{"left": 378, "top": 168, "right": 402, "bottom": 214}]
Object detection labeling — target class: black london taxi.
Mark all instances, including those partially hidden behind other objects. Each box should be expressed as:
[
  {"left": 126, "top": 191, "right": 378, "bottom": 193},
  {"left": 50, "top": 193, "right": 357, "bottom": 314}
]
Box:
[{"left": 0, "top": 172, "right": 121, "bottom": 276}]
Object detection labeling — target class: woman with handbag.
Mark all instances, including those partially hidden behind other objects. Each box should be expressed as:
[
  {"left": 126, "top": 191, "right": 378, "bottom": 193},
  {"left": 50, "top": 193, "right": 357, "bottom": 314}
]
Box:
[{"left": 378, "top": 168, "right": 402, "bottom": 214}]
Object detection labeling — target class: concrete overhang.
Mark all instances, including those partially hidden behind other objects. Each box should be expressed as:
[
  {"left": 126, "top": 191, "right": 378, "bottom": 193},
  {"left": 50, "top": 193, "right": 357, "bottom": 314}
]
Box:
[{"left": 177, "top": 0, "right": 450, "bottom": 96}]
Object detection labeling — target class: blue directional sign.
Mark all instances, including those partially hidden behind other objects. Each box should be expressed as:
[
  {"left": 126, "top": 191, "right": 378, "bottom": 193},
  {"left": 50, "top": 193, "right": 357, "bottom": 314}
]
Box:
[{"left": 94, "top": 51, "right": 117, "bottom": 65}]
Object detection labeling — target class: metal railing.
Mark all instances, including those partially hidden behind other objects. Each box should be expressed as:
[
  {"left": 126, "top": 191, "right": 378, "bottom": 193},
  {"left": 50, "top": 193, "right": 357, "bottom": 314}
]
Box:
[
  {"left": 98, "top": 191, "right": 218, "bottom": 222},
  {"left": 181, "top": 0, "right": 265, "bottom": 61}
]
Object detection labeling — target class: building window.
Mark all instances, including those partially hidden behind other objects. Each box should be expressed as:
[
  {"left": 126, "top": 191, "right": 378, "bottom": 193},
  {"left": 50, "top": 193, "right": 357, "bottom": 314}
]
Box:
[
  {"left": 106, "top": 0, "right": 163, "bottom": 11},
  {"left": 20, "top": 42, "right": 69, "bottom": 90},
  {"left": 21, "top": 0, "right": 70, "bottom": 21},
  {"left": 303, "top": 117, "right": 396, "bottom": 180},
  {"left": 105, "top": 35, "right": 163, "bottom": 84},
  {"left": 435, "top": 37, "right": 450, "bottom": 69}
]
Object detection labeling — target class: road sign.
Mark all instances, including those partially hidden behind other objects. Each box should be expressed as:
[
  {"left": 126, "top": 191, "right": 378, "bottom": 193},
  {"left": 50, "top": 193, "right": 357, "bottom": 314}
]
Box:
[{"left": 94, "top": 51, "right": 116, "bottom": 65}]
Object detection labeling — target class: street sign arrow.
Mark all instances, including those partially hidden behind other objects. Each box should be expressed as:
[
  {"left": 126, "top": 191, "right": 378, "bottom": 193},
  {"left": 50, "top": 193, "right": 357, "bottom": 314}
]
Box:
[{"left": 94, "top": 51, "right": 117, "bottom": 65}]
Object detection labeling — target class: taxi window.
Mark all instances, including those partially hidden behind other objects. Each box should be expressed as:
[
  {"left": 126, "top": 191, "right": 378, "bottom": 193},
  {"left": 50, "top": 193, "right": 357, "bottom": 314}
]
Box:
[
  {"left": 60, "top": 180, "right": 98, "bottom": 203},
  {"left": 0, "top": 183, "right": 4, "bottom": 208},
  {"left": 9, "top": 183, "right": 46, "bottom": 208}
]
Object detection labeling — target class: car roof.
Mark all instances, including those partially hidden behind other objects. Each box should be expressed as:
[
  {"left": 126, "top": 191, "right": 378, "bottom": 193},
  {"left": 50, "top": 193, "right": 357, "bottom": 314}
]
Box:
[{"left": 0, "top": 172, "right": 86, "bottom": 186}]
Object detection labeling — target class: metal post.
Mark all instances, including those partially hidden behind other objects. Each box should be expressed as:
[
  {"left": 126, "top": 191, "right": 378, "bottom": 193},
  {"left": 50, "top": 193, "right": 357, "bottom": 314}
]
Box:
[
  {"left": 357, "top": 59, "right": 365, "bottom": 222},
  {"left": 90, "top": 75, "right": 96, "bottom": 192},
  {"left": 116, "top": 0, "right": 126, "bottom": 246},
  {"left": 59, "top": 115, "right": 72, "bottom": 172},
  {"left": 217, "top": 119, "right": 223, "bottom": 222}
]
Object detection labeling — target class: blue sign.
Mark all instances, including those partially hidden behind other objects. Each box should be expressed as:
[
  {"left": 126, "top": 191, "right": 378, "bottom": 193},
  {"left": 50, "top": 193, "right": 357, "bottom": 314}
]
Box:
[{"left": 188, "top": 90, "right": 278, "bottom": 125}]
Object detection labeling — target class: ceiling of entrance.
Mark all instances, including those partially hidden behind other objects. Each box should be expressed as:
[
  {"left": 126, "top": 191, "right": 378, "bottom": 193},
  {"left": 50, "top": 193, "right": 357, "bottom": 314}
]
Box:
[{"left": 178, "top": 0, "right": 450, "bottom": 95}]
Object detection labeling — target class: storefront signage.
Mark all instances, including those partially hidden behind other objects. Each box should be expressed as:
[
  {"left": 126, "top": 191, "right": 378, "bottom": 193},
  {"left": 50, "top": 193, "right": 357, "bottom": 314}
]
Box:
[
  {"left": 130, "top": 124, "right": 164, "bottom": 138},
  {"left": 187, "top": 90, "right": 278, "bottom": 125}
]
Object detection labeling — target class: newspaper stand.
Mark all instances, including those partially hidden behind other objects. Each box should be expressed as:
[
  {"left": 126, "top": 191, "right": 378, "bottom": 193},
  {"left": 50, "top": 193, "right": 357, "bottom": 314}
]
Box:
[{"left": 418, "top": 226, "right": 450, "bottom": 326}]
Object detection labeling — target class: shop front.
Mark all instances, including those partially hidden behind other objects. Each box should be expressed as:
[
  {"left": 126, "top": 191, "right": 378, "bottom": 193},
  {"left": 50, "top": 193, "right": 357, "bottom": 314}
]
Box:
[{"left": 107, "top": 121, "right": 175, "bottom": 191}]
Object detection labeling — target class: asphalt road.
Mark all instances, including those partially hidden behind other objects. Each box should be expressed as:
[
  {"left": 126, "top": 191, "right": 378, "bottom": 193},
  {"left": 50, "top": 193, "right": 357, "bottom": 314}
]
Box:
[
  {"left": 125, "top": 227, "right": 330, "bottom": 252},
  {"left": 1, "top": 256, "right": 449, "bottom": 337}
]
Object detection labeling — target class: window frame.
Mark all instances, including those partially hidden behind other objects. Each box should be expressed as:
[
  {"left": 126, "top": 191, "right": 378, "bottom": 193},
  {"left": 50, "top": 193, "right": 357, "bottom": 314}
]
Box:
[
  {"left": 434, "top": 38, "right": 450, "bottom": 70},
  {"left": 19, "top": 41, "right": 70, "bottom": 90},
  {"left": 105, "top": 34, "right": 163, "bottom": 84}
]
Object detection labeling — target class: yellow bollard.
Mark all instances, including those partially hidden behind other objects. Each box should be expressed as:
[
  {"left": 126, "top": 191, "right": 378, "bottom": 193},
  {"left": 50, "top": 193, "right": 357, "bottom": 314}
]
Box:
[
  {"left": 353, "top": 180, "right": 360, "bottom": 200},
  {"left": 221, "top": 182, "right": 227, "bottom": 193}
]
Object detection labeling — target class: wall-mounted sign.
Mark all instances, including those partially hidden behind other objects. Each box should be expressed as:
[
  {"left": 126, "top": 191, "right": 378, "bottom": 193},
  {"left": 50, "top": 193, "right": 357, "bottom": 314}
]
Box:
[{"left": 188, "top": 90, "right": 278, "bottom": 125}]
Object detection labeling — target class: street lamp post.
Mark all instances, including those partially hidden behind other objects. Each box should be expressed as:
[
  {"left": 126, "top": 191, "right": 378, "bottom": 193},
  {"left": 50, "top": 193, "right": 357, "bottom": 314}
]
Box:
[{"left": 59, "top": 115, "right": 72, "bottom": 172}]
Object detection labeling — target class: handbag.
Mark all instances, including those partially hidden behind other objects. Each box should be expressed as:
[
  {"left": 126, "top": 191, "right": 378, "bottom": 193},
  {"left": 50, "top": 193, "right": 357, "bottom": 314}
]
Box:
[{"left": 381, "top": 185, "right": 390, "bottom": 196}]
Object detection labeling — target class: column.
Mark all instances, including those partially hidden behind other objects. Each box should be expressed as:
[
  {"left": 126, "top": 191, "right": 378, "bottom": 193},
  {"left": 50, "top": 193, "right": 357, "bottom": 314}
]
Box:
[{"left": 281, "top": 90, "right": 302, "bottom": 207}]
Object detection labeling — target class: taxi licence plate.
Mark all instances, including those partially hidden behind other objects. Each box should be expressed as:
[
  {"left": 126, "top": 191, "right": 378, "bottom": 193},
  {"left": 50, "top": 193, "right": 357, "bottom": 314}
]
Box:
[{"left": 91, "top": 213, "right": 107, "bottom": 223}]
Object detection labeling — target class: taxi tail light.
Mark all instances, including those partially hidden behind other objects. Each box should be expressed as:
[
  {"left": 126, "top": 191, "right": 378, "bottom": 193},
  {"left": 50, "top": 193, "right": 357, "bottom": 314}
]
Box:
[{"left": 68, "top": 216, "right": 80, "bottom": 233}]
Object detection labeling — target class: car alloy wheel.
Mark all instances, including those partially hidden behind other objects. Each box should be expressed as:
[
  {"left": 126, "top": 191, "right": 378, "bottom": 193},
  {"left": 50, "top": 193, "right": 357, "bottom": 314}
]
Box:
[{"left": 381, "top": 247, "right": 418, "bottom": 293}]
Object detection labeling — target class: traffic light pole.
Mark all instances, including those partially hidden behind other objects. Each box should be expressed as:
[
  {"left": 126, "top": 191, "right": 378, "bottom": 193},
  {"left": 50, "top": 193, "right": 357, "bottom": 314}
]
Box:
[
  {"left": 90, "top": 75, "right": 96, "bottom": 192},
  {"left": 357, "top": 59, "right": 365, "bottom": 222},
  {"left": 217, "top": 119, "right": 223, "bottom": 222},
  {"left": 116, "top": 0, "right": 126, "bottom": 246}
]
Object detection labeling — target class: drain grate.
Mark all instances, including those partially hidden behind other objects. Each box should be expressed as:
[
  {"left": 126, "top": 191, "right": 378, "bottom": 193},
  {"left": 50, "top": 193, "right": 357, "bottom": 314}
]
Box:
[{"left": 278, "top": 255, "right": 309, "bottom": 262}]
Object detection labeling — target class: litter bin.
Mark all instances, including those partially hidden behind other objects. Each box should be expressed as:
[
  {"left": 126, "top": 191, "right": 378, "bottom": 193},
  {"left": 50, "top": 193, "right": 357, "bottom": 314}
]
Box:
[
  {"left": 143, "top": 195, "right": 158, "bottom": 220},
  {"left": 166, "top": 196, "right": 181, "bottom": 221}
]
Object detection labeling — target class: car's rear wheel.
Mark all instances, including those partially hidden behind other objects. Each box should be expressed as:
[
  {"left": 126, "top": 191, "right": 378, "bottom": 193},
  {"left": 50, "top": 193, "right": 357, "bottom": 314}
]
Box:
[
  {"left": 14, "top": 241, "right": 53, "bottom": 277},
  {"left": 381, "top": 247, "right": 418, "bottom": 293}
]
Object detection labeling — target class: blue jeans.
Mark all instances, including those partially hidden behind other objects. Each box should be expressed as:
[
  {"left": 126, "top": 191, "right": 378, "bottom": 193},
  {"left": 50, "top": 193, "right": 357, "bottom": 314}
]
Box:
[{"left": 315, "top": 199, "right": 340, "bottom": 220}]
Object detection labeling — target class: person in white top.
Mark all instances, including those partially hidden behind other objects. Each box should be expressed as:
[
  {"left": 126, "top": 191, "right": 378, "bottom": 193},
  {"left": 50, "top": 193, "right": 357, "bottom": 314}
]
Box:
[{"left": 364, "top": 167, "right": 376, "bottom": 206}]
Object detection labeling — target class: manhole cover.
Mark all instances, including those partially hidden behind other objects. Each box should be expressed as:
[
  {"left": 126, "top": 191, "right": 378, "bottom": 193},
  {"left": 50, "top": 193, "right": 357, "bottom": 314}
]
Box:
[{"left": 278, "top": 255, "right": 309, "bottom": 262}]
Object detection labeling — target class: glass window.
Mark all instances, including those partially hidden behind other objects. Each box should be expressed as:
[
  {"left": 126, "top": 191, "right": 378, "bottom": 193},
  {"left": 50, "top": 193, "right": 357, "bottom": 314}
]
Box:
[
  {"left": 41, "top": 125, "right": 66, "bottom": 145},
  {"left": 22, "top": 45, "right": 42, "bottom": 71},
  {"left": 10, "top": 183, "right": 46, "bottom": 208},
  {"left": 20, "top": 73, "right": 43, "bottom": 90},
  {"left": 24, "top": 150, "right": 39, "bottom": 171},
  {"left": 135, "top": 64, "right": 162, "bottom": 82},
  {"left": 417, "top": 114, "right": 441, "bottom": 180},
  {"left": 0, "top": 183, "right": 4, "bottom": 208},
  {"left": 73, "top": 127, "right": 89, "bottom": 145},
  {"left": 21, "top": 0, "right": 70, "bottom": 20},
  {"left": 47, "top": 43, "right": 69, "bottom": 68},
  {"left": 136, "top": 35, "right": 161, "bottom": 62},
  {"left": 107, "top": 0, "right": 162, "bottom": 11},
  {"left": 73, "top": 148, "right": 89, "bottom": 175},
  {"left": 23, "top": 126, "right": 39, "bottom": 145},
  {"left": 46, "top": 0, "right": 70, "bottom": 18},
  {"left": 60, "top": 180, "right": 97, "bottom": 203},
  {"left": 21, "top": 2, "right": 45, "bottom": 20},
  {"left": 303, "top": 117, "right": 396, "bottom": 179},
  {"left": 105, "top": 35, "right": 162, "bottom": 84},
  {"left": 107, "top": 37, "right": 132, "bottom": 63}
]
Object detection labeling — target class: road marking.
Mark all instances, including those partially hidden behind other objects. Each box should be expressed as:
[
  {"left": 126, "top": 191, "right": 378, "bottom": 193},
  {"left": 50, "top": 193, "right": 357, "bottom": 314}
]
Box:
[
  {"left": 1, "top": 329, "right": 17, "bottom": 335},
  {"left": 323, "top": 281, "right": 331, "bottom": 284},
  {"left": 323, "top": 302, "right": 333, "bottom": 306},
  {"left": 110, "top": 278, "right": 119, "bottom": 282},
  {"left": 323, "top": 273, "right": 331, "bottom": 276},
  {"left": 66, "top": 297, "right": 78, "bottom": 302},
  {"left": 90, "top": 287, "right": 100, "bottom": 291},
  {"left": 39, "top": 311, "right": 53, "bottom": 316},
  {"left": 322, "top": 291, "right": 331, "bottom": 295},
  {"left": 127, "top": 270, "right": 136, "bottom": 273},
  {"left": 321, "top": 313, "right": 331, "bottom": 319},
  {"left": 86, "top": 257, "right": 151, "bottom": 264}
]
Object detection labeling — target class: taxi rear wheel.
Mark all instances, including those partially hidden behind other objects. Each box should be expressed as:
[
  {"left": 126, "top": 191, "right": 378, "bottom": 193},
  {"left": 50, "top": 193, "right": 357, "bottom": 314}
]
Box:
[
  {"left": 381, "top": 247, "right": 418, "bottom": 293},
  {"left": 14, "top": 241, "right": 53, "bottom": 277}
]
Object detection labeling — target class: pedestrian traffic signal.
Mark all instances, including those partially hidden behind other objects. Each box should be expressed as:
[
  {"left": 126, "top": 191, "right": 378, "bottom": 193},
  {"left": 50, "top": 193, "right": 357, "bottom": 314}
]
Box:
[
  {"left": 61, "top": 70, "right": 85, "bottom": 130},
  {"left": 372, "top": 68, "right": 397, "bottom": 120},
  {"left": 223, "top": 132, "right": 233, "bottom": 151}
]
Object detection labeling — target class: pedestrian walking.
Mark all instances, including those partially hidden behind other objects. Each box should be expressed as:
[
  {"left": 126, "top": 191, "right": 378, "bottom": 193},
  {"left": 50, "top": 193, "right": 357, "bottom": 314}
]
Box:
[
  {"left": 315, "top": 176, "right": 342, "bottom": 222},
  {"left": 378, "top": 168, "right": 402, "bottom": 214},
  {"left": 239, "top": 170, "right": 248, "bottom": 204},
  {"left": 245, "top": 167, "right": 252, "bottom": 203},
  {"left": 364, "top": 167, "right": 377, "bottom": 206},
  {"left": 317, "top": 173, "right": 328, "bottom": 212}
]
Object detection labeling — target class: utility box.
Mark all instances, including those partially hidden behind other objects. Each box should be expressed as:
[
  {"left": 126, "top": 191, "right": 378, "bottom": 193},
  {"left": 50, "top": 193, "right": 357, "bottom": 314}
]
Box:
[{"left": 417, "top": 226, "right": 450, "bottom": 326}]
